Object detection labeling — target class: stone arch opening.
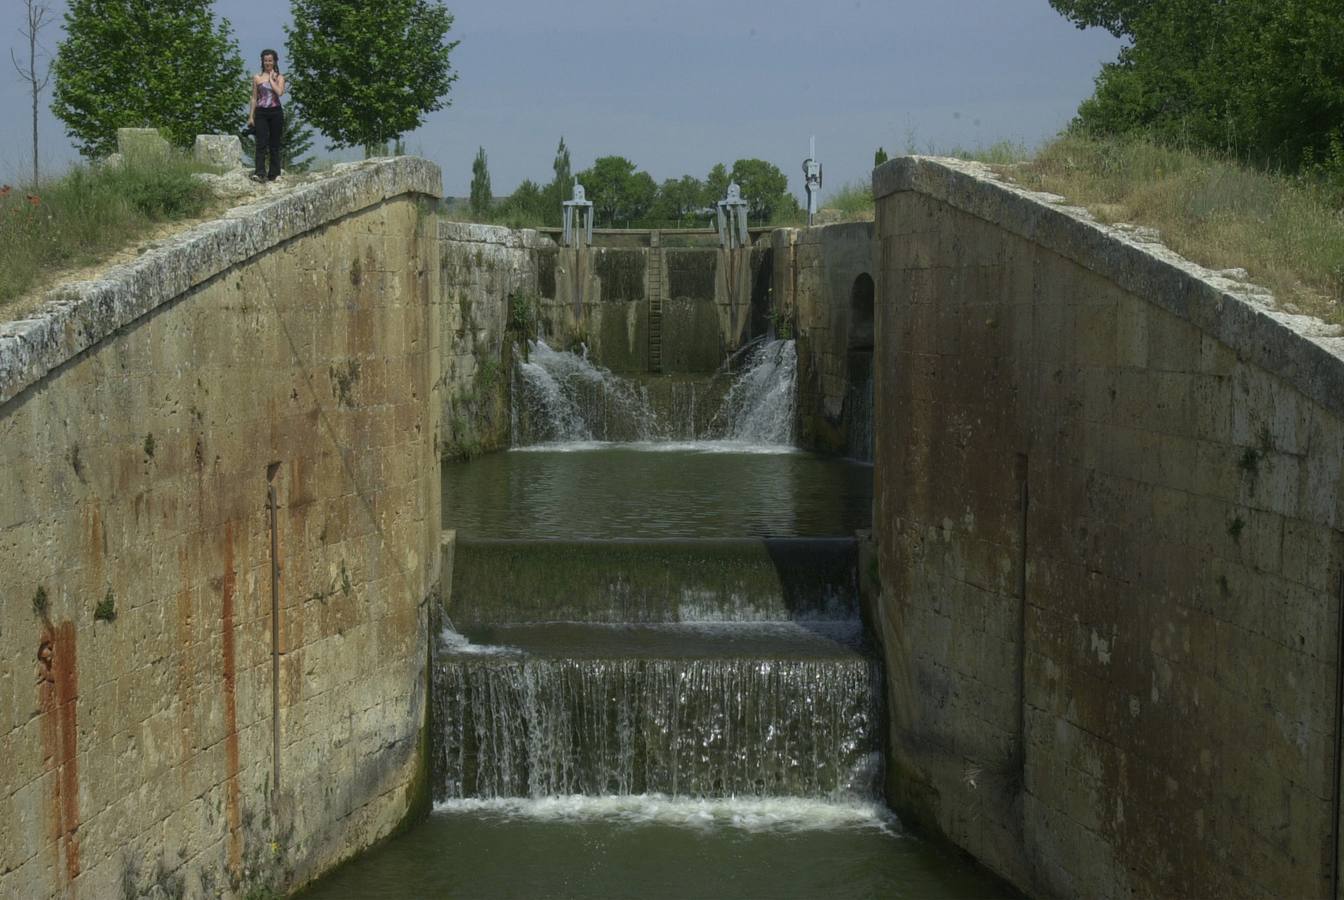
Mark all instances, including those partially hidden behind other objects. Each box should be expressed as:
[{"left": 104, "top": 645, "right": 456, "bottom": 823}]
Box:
[
  {"left": 849, "top": 273, "right": 875, "bottom": 350},
  {"left": 847, "top": 272, "right": 875, "bottom": 462}
]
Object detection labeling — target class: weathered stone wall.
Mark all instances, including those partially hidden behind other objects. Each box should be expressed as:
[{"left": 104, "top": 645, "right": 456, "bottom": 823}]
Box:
[
  {"left": 438, "top": 222, "right": 546, "bottom": 457},
  {"left": 773, "top": 223, "right": 877, "bottom": 456},
  {"left": 0, "top": 158, "right": 443, "bottom": 898},
  {"left": 872, "top": 156, "right": 1344, "bottom": 898}
]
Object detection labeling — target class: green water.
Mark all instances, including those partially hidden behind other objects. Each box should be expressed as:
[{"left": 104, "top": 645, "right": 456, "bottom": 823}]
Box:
[
  {"left": 302, "top": 802, "right": 1011, "bottom": 899},
  {"left": 299, "top": 446, "right": 1012, "bottom": 898},
  {"left": 441, "top": 444, "right": 873, "bottom": 538}
]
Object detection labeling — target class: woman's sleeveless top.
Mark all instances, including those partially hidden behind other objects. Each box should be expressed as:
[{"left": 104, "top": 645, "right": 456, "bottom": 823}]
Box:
[{"left": 257, "top": 79, "right": 280, "bottom": 109}]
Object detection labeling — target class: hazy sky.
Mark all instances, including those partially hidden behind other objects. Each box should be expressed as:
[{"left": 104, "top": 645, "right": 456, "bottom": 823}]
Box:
[{"left": 0, "top": 0, "right": 1121, "bottom": 198}]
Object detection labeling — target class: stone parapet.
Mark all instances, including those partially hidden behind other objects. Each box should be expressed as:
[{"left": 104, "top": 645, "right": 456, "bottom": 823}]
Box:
[
  {"left": 874, "top": 155, "right": 1344, "bottom": 419},
  {"left": 0, "top": 156, "right": 442, "bottom": 411}
]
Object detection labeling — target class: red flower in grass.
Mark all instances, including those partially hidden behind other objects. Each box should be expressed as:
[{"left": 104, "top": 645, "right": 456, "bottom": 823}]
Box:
[
  {"left": 26, "top": 194, "right": 40, "bottom": 207},
  {"left": 0, "top": 185, "right": 11, "bottom": 199}
]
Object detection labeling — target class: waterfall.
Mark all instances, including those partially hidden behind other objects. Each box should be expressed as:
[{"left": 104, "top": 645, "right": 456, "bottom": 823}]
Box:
[
  {"left": 433, "top": 640, "right": 881, "bottom": 802},
  {"left": 511, "top": 338, "right": 798, "bottom": 448},
  {"left": 711, "top": 339, "right": 797, "bottom": 446},
  {"left": 513, "top": 340, "right": 659, "bottom": 444}
]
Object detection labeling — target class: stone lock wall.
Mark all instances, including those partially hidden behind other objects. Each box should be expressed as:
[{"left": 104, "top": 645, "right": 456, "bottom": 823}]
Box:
[
  {"left": 872, "top": 156, "right": 1344, "bottom": 898},
  {"left": 0, "top": 159, "right": 443, "bottom": 898},
  {"left": 773, "top": 223, "right": 876, "bottom": 456},
  {"left": 438, "top": 222, "right": 545, "bottom": 458}
]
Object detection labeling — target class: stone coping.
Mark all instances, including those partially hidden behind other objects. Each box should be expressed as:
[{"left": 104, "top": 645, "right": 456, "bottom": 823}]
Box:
[
  {"left": 0, "top": 156, "right": 442, "bottom": 409},
  {"left": 874, "top": 155, "right": 1344, "bottom": 423},
  {"left": 438, "top": 220, "right": 557, "bottom": 250}
]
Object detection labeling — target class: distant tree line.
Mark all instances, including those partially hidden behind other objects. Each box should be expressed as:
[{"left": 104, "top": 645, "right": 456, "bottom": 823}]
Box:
[
  {"left": 474, "top": 141, "right": 801, "bottom": 229},
  {"left": 1051, "top": 0, "right": 1344, "bottom": 181}
]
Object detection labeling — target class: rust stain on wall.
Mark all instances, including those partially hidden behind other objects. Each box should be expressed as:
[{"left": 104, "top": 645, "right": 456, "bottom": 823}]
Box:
[
  {"left": 221, "top": 523, "right": 243, "bottom": 873},
  {"left": 37, "top": 619, "right": 81, "bottom": 881}
]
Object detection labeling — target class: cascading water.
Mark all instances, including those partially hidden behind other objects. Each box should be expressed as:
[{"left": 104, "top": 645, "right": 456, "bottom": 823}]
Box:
[
  {"left": 512, "top": 340, "right": 660, "bottom": 444},
  {"left": 512, "top": 338, "right": 797, "bottom": 447},
  {"left": 711, "top": 339, "right": 797, "bottom": 445}
]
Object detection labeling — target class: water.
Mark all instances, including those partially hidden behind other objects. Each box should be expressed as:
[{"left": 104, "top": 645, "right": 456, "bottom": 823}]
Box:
[
  {"left": 441, "top": 446, "right": 873, "bottom": 539},
  {"left": 303, "top": 800, "right": 1009, "bottom": 899},
  {"left": 304, "top": 337, "right": 1010, "bottom": 899},
  {"left": 513, "top": 338, "right": 795, "bottom": 446},
  {"left": 434, "top": 623, "right": 879, "bottom": 800}
]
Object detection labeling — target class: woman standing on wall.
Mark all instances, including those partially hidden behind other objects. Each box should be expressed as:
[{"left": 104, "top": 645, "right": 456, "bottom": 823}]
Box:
[{"left": 248, "top": 49, "right": 286, "bottom": 181}]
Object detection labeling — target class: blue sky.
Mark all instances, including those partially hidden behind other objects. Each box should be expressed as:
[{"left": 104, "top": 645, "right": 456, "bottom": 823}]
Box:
[{"left": 1, "top": 0, "right": 1121, "bottom": 198}]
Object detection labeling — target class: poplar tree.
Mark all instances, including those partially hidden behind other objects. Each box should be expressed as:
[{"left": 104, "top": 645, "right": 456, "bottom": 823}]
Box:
[
  {"left": 52, "top": 0, "right": 247, "bottom": 158},
  {"left": 470, "top": 146, "right": 491, "bottom": 217}
]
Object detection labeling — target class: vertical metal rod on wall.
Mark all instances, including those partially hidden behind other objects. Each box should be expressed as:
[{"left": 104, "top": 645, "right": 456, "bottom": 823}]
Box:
[
  {"left": 1332, "top": 570, "right": 1344, "bottom": 899},
  {"left": 268, "top": 481, "right": 282, "bottom": 795}
]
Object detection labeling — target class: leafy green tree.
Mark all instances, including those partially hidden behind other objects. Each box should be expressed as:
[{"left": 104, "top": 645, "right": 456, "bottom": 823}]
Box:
[
  {"left": 286, "top": 0, "right": 459, "bottom": 154},
  {"left": 874, "top": 147, "right": 888, "bottom": 167},
  {"left": 1052, "top": 0, "right": 1344, "bottom": 171},
  {"left": 496, "top": 178, "right": 549, "bottom": 226},
  {"left": 281, "top": 107, "right": 318, "bottom": 172},
  {"left": 730, "top": 158, "right": 791, "bottom": 222},
  {"left": 470, "top": 146, "right": 491, "bottom": 217},
  {"left": 649, "top": 175, "right": 707, "bottom": 227},
  {"left": 704, "top": 163, "right": 730, "bottom": 206},
  {"left": 52, "top": 0, "right": 247, "bottom": 158},
  {"left": 543, "top": 136, "right": 571, "bottom": 225},
  {"left": 577, "top": 156, "right": 656, "bottom": 226}
]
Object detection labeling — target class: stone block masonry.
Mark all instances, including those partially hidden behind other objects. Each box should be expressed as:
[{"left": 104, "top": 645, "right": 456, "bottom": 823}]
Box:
[
  {"left": 872, "top": 156, "right": 1344, "bottom": 898},
  {"left": 0, "top": 158, "right": 443, "bottom": 898}
]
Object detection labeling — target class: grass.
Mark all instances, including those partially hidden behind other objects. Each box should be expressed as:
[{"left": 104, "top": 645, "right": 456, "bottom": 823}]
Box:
[
  {"left": 996, "top": 133, "right": 1344, "bottom": 323},
  {"left": 819, "top": 141, "right": 1031, "bottom": 223},
  {"left": 0, "top": 150, "right": 218, "bottom": 307}
]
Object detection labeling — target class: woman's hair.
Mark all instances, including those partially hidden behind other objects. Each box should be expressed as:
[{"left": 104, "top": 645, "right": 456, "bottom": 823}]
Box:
[{"left": 260, "top": 48, "right": 279, "bottom": 69}]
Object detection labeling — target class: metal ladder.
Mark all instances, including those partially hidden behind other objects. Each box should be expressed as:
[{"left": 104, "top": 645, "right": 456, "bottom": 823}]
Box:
[{"left": 648, "top": 231, "right": 663, "bottom": 374}]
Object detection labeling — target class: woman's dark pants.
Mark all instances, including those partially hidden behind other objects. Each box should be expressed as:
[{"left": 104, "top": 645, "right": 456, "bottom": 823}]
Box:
[{"left": 254, "top": 106, "right": 284, "bottom": 179}]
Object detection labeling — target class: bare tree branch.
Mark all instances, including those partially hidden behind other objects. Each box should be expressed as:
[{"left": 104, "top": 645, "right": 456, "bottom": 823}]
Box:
[{"left": 12, "top": 0, "right": 53, "bottom": 185}]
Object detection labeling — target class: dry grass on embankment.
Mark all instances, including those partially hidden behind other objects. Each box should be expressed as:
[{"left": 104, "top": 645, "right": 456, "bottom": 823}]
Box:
[
  {"left": 999, "top": 135, "right": 1344, "bottom": 325},
  {"left": 825, "top": 135, "right": 1344, "bottom": 325}
]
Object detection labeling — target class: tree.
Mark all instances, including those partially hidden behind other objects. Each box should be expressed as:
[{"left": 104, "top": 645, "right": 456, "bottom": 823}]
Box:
[
  {"left": 52, "top": 0, "right": 247, "bottom": 158},
  {"left": 497, "top": 178, "right": 548, "bottom": 226},
  {"left": 874, "top": 147, "right": 888, "bottom": 167},
  {"left": 704, "top": 163, "right": 730, "bottom": 206},
  {"left": 286, "top": 0, "right": 459, "bottom": 155},
  {"left": 1051, "top": 0, "right": 1344, "bottom": 171},
  {"left": 577, "top": 156, "right": 656, "bottom": 227},
  {"left": 730, "top": 158, "right": 791, "bottom": 222},
  {"left": 542, "top": 136, "right": 571, "bottom": 224},
  {"left": 12, "top": 0, "right": 53, "bottom": 185},
  {"left": 281, "top": 107, "right": 318, "bottom": 172},
  {"left": 649, "top": 175, "right": 707, "bottom": 227},
  {"left": 470, "top": 146, "right": 491, "bottom": 217}
]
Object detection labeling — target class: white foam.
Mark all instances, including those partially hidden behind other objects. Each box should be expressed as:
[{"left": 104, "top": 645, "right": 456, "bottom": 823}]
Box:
[
  {"left": 432, "top": 794, "right": 901, "bottom": 834},
  {"left": 438, "top": 628, "right": 521, "bottom": 656},
  {"left": 510, "top": 439, "right": 801, "bottom": 456}
]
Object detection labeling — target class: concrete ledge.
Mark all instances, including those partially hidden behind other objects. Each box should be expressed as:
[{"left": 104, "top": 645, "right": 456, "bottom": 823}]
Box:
[
  {"left": 438, "top": 220, "right": 557, "bottom": 250},
  {"left": 874, "top": 155, "right": 1344, "bottom": 421},
  {"left": 0, "top": 156, "right": 442, "bottom": 409}
]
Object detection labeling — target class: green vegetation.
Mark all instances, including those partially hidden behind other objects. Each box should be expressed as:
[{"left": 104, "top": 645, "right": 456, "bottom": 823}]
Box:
[
  {"left": 1050, "top": 0, "right": 1343, "bottom": 184},
  {"left": 286, "top": 0, "right": 459, "bottom": 155},
  {"left": 53, "top": 0, "right": 248, "bottom": 158},
  {"left": 470, "top": 147, "right": 492, "bottom": 218},
  {"left": 94, "top": 588, "right": 117, "bottom": 622},
  {"left": 1004, "top": 134, "right": 1344, "bottom": 322},
  {"left": 458, "top": 149, "right": 798, "bottom": 230},
  {"left": 0, "top": 152, "right": 215, "bottom": 305}
]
